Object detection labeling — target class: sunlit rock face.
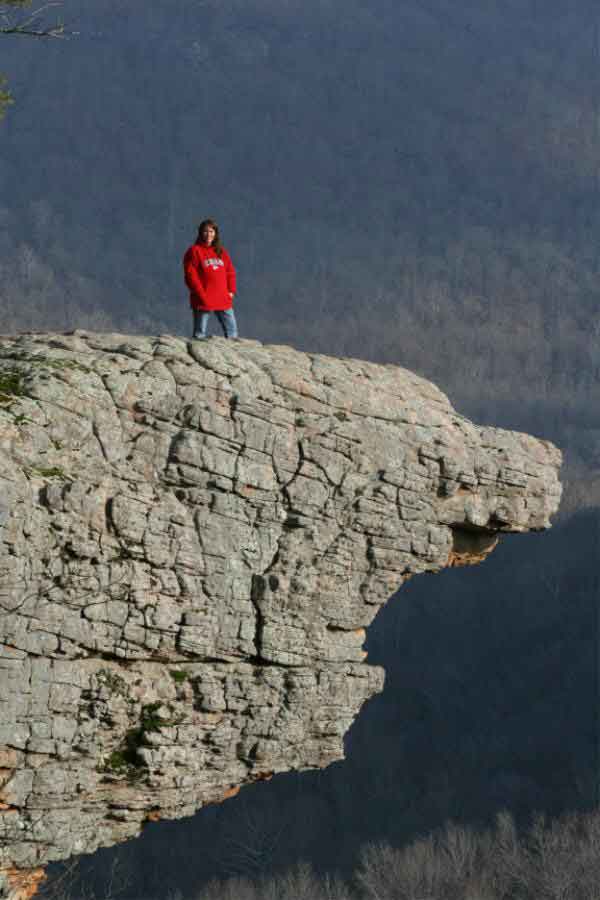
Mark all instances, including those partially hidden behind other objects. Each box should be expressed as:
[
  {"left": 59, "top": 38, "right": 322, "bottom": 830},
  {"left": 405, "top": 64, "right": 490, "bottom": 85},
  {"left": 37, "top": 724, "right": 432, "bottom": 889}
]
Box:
[{"left": 0, "top": 332, "right": 561, "bottom": 898}]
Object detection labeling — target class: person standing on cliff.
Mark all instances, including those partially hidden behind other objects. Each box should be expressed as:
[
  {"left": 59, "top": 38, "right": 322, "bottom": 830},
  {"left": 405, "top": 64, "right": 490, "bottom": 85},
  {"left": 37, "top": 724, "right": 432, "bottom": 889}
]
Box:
[{"left": 183, "top": 219, "right": 238, "bottom": 339}]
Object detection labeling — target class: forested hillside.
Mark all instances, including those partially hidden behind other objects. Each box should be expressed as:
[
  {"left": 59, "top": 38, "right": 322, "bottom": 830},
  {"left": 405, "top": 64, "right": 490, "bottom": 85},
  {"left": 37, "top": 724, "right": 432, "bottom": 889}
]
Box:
[
  {"left": 3, "top": 1, "right": 600, "bottom": 897},
  {"left": 2, "top": 0, "right": 600, "bottom": 507}
]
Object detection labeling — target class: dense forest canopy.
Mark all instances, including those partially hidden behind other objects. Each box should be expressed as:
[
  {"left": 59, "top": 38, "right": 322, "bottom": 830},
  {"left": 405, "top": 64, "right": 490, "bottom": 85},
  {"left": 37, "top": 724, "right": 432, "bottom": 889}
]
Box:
[{"left": 3, "top": 2, "right": 600, "bottom": 897}]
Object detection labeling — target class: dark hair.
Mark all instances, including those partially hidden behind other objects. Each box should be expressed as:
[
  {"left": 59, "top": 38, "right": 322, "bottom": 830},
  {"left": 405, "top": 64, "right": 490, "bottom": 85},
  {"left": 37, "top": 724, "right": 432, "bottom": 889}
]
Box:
[{"left": 197, "top": 218, "right": 223, "bottom": 256}]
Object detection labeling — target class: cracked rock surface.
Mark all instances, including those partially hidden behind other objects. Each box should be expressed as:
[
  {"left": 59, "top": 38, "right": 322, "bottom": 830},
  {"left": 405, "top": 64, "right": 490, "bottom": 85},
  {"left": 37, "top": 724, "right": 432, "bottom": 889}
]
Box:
[{"left": 0, "top": 332, "right": 561, "bottom": 897}]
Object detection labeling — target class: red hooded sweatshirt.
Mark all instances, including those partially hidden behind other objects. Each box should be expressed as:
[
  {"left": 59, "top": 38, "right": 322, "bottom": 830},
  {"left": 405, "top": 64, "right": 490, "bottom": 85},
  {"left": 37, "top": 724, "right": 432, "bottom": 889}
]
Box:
[{"left": 183, "top": 242, "right": 237, "bottom": 311}]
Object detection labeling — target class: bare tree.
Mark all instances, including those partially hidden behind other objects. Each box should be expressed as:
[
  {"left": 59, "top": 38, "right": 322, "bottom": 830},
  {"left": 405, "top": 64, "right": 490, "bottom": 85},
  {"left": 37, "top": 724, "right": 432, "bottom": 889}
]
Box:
[
  {"left": 1, "top": 0, "right": 65, "bottom": 38},
  {"left": 0, "top": 0, "right": 67, "bottom": 119},
  {"left": 38, "top": 851, "right": 132, "bottom": 900}
]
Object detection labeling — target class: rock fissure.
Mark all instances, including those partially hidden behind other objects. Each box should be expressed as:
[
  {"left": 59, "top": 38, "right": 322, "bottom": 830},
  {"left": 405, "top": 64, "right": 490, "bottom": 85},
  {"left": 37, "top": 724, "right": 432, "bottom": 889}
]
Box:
[{"left": 0, "top": 332, "right": 561, "bottom": 899}]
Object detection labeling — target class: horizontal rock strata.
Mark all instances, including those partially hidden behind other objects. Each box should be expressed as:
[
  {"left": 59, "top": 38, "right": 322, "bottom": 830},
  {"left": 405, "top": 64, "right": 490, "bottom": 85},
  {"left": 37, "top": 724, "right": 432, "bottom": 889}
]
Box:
[{"left": 0, "top": 332, "right": 562, "bottom": 897}]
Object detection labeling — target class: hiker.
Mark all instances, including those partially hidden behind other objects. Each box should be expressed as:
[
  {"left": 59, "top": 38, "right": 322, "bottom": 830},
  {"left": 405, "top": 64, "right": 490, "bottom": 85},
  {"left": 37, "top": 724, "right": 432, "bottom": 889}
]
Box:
[{"left": 183, "top": 219, "right": 238, "bottom": 339}]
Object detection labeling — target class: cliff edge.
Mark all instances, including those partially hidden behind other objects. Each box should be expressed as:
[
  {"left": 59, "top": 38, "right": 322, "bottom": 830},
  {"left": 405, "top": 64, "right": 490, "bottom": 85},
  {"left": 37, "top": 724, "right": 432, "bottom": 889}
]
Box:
[{"left": 0, "top": 332, "right": 562, "bottom": 898}]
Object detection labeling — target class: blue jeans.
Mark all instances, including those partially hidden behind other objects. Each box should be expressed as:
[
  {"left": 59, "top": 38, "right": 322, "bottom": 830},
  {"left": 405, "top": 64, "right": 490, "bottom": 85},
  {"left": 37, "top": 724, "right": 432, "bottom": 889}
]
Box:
[{"left": 193, "top": 308, "right": 238, "bottom": 339}]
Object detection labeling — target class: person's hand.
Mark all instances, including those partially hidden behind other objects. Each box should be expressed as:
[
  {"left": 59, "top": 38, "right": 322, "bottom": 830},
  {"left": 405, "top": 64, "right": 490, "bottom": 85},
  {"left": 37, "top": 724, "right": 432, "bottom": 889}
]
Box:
[{"left": 229, "top": 292, "right": 234, "bottom": 299}]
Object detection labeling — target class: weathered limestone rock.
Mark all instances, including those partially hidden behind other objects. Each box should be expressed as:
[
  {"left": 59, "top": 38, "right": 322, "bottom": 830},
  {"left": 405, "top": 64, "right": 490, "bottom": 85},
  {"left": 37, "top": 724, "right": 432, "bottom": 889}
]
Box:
[{"left": 0, "top": 332, "right": 561, "bottom": 897}]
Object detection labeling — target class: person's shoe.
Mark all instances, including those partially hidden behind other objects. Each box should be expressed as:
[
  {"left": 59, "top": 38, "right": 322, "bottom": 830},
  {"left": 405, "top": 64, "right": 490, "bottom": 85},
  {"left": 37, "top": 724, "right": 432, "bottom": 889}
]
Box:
[{"left": 192, "top": 334, "right": 208, "bottom": 341}]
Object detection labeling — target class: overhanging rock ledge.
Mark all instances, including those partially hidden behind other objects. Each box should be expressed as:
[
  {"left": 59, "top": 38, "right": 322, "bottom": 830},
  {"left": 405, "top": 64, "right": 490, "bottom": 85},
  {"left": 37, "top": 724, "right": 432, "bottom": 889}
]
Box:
[{"left": 0, "top": 332, "right": 561, "bottom": 898}]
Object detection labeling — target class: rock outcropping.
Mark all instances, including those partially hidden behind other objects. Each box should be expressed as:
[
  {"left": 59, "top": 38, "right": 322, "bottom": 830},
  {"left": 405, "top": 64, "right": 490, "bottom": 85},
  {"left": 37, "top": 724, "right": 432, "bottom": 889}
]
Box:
[{"left": 0, "top": 332, "right": 561, "bottom": 898}]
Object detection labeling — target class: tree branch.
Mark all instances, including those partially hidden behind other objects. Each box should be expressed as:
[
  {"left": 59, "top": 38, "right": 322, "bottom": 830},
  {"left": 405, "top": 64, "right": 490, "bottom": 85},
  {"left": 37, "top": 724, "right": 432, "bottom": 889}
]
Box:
[{"left": 0, "top": 1, "right": 67, "bottom": 39}]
